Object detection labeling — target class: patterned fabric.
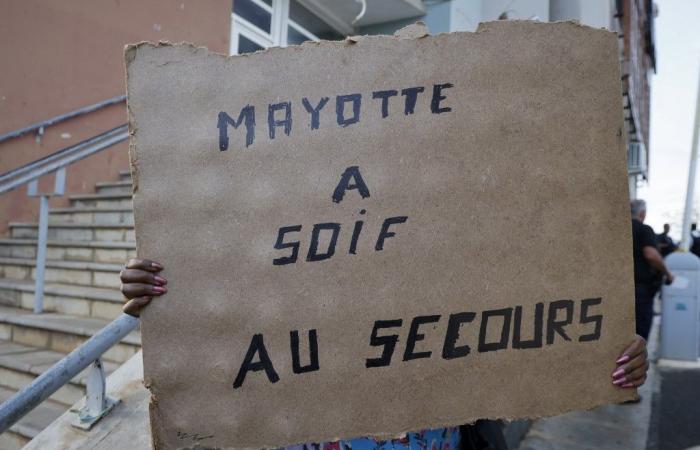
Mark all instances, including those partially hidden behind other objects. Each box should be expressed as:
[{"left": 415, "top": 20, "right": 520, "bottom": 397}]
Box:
[{"left": 281, "top": 427, "right": 460, "bottom": 450}]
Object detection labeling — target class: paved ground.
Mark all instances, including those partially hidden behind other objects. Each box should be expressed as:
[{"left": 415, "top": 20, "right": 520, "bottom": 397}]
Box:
[
  {"left": 650, "top": 363, "right": 700, "bottom": 450},
  {"left": 518, "top": 317, "right": 659, "bottom": 450}
]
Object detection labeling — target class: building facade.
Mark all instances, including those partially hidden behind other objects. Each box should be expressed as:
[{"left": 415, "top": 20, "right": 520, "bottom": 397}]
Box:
[{"left": 0, "top": 0, "right": 656, "bottom": 234}]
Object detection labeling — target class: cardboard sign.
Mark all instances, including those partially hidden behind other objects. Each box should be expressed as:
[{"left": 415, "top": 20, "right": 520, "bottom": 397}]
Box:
[{"left": 126, "top": 21, "right": 635, "bottom": 449}]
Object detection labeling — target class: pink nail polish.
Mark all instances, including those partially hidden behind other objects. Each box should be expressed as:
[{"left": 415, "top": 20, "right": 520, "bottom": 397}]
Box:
[
  {"left": 612, "top": 377, "right": 626, "bottom": 385},
  {"left": 154, "top": 276, "right": 167, "bottom": 285},
  {"left": 151, "top": 262, "right": 163, "bottom": 269},
  {"left": 612, "top": 368, "right": 625, "bottom": 378},
  {"left": 621, "top": 382, "right": 635, "bottom": 388},
  {"left": 616, "top": 355, "right": 630, "bottom": 364},
  {"left": 153, "top": 286, "right": 167, "bottom": 294}
]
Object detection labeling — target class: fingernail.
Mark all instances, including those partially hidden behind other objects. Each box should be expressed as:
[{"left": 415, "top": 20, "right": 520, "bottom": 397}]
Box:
[
  {"left": 152, "top": 286, "right": 167, "bottom": 294},
  {"left": 612, "top": 368, "right": 625, "bottom": 378},
  {"left": 612, "top": 377, "right": 626, "bottom": 385},
  {"left": 154, "top": 276, "right": 167, "bottom": 285},
  {"left": 151, "top": 262, "right": 163, "bottom": 269},
  {"left": 616, "top": 355, "right": 630, "bottom": 364},
  {"left": 621, "top": 382, "right": 635, "bottom": 388}
]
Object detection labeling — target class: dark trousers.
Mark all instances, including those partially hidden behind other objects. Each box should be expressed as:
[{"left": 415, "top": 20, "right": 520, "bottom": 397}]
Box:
[
  {"left": 459, "top": 421, "right": 507, "bottom": 450},
  {"left": 635, "top": 284, "right": 656, "bottom": 340}
]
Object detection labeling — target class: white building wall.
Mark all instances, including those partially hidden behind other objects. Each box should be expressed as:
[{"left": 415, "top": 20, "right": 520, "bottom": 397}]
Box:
[
  {"left": 449, "top": 0, "right": 549, "bottom": 32},
  {"left": 447, "top": 0, "right": 614, "bottom": 32},
  {"left": 550, "top": 0, "right": 614, "bottom": 29}
]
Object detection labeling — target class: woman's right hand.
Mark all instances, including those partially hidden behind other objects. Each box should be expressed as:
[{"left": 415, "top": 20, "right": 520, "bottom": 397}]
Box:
[{"left": 120, "top": 258, "right": 167, "bottom": 317}]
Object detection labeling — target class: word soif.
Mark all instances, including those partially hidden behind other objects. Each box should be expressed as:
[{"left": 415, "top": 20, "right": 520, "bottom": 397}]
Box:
[{"left": 217, "top": 83, "right": 454, "bottom": 150}]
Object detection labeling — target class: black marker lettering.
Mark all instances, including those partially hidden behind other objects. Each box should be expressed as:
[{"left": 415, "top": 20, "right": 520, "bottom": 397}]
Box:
[
  {"left": 403, "top": 315, "right": 441, "bottom": 361},
  {"left": 401, "top": 87, "right": 425, "bottom": 115},
  {"left": 268, "top": 102, "right": 292, "bottom": 139},
  {"left": 376, "top": 216, "right": 408, "bottom": 251},
  {"left": 332, "top": 166, "right": 371, "bottom": 203},
  {"left": 513, "top": 303, "right": 544, "bottom": 349},
  {"left": 273, "top": 225, "right": 302, "bottom": 266},
  {"left": 302, "top": 97, "right": 329, "bottom": 130},
  {"left": 290, "top": 329, "right": 320, "bottom": 374},
  {"left": 233, "top": 334, "right": 279, "bottom": 389},
  {"left": 218, "top": 106, "right": 255, "bottom": 150},
  {"left": 442, "top": 312, "right": 476, "bottom": 359},
  {"left": 431, "top": 83, "right": 453, "bottom": 114},
  {"left": 336, "top": 94, "right": 361, "bottom": 127},
  {"left": 547, "top": 300, "right": 574, "bottom": 344},
  {"left": 349, "top": 220, "right": 364, "bottom": 254},
  {"left": 366, "top": 319, "right": 403, "bottom": 368},
  {"left": 478, "top": 308, "right": 513, "bottom": 352},
  {"left": 579, "top": 298, "right": 603, "bottom": 342},
  {"left": 372, "top": 90, "right": 398, "bottom": 118},
  {"left": 306, "top": 223, "right": 341, "bottom": 262}
]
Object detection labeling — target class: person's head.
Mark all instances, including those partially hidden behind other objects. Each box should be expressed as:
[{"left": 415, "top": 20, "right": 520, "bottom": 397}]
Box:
[
  {"left": 663, "top": 223, "right": 670, "bottom": 234},
  {"left": 631, "top": 199, "right": 647, "bottom": 222}
]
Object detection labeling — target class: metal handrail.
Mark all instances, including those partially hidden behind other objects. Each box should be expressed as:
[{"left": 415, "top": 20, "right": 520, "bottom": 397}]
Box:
[
  {"left": 0, "top": 102, "right": 135, "bottom": 436},
  {"left": 0, "top": 314, "right": 139, "bottom": 434},
  {"left": 0, "top": 124, "right": 128, "bottom": 194},
  {"left": 0, "top": 95, "right": 126, "bottom": 144}
]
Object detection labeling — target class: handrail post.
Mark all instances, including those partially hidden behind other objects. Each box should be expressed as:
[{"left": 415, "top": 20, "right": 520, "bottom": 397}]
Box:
[
  {"left": 0, "top": 314, "right": 138, "bottom": 434},
  {"left": 27, "top": 167, "right": 66, "bottom": 314},
  {"left": 72, "top": 358, "right": 120, "bottom": 430},
  {"left": 29, "top": 189, "right": 49, "bottom": 314},
  {"left": 34, "top": 194, "right": 49, "bottom": 313}
]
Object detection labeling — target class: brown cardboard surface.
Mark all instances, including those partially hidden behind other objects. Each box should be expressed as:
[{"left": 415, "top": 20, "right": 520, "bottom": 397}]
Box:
[{"left": 126, "top": 21, "right": 635, "bottom": 449}]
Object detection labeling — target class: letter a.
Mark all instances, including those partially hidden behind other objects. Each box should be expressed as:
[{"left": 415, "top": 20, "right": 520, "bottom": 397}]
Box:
[
  {"left": 232, "top": 334, "right": 280, "bottom": 389},
  {"left": 332, "top": 166, "right": 371, "bottom": 203}
]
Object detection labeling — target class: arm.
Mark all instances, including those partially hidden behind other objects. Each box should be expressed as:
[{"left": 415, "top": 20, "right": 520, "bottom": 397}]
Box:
[{"left": 642, "top": 246, "right": 674, "bottom": 282}]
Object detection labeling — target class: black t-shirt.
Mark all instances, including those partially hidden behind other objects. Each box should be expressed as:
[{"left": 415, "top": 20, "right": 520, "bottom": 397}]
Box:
[
  {"left": 656, "top": 232, "right": 677, "bottom": 257},
  {"left": 632, "top": 219, "right": 658, "bottom": 285}
]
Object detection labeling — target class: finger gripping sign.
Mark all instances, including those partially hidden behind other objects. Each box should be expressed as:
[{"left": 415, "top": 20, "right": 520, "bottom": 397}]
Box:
[{"left": 126, "top": 21, "right": 635, "bottom": 449}]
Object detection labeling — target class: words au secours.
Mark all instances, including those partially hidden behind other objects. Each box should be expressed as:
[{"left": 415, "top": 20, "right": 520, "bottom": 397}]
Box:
[{"left": 231, "top": 167, "right": 604, "bottom": 390}]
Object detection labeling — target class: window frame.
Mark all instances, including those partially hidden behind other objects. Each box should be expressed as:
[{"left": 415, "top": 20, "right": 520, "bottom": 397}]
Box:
[{"left": 230, "top": 0, "right": 328, "bottom": 55}]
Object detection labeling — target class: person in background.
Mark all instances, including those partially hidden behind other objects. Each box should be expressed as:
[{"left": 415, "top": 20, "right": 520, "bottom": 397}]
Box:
[
  {"left": 120, "top": 259, "right": 650, "bottom": 449},
  {"left": 690, "top": 223, "right": 700, "bottom": 258},
  {"left": 631, "top": 200, "right": 674, "bottom": 340},
  {"left": 656, "top": 223, "right": 677, "bottom": 258}
]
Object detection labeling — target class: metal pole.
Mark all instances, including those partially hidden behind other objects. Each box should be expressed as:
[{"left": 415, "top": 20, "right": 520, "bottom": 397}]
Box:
[
  {"left": 0, "top": 314, "right": 139, "bottom": 434},
  {"left": 680, "top": 68, "right": 700, "bottom": 251},
  {"left": 33, "top": 194, "right": 49, "bottom": 314}
]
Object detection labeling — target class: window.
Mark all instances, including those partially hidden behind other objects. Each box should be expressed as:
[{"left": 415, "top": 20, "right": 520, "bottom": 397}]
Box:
[{"left": 230, "top": 0, "right": 343, "bottom": 55}]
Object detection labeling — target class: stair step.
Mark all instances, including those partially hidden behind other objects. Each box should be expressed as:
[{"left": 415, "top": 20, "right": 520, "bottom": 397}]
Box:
[
  {"left": 69, "top": 193, "right": 132, "bottom": 208},
  {"left": 95, "top": 180, "right": 133, "bottom": 195},
  {"left": 0, "top": 239, "right": 136, "bottom": 263},
  {"left": 9, "top": 222, "right": 134, "bottom": 242},
  {"left": 0, "top": 385, "right": 66, "bottom": 447},
  {"left": 49, "top": 206, "right": 133, "bottom": 226},
  {"left": 0, "top": 305, "right": 140, "bottom": 363},
  {"left": 0, "top": 340, "right": 119, "bottom": 406},
  {"left": 0, "top": 257, "right": 121, "bottom": 288},
  {"left": 0, "top": 278, "right": 125, "bottom": 320},
  {"left": 119, "top": 169, "right": 132, "bottom": 181}
]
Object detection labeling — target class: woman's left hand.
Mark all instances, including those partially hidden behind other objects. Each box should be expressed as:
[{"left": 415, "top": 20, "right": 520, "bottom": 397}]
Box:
[{"left": 612, "top": 335, "right": 648, "bottom": 388}]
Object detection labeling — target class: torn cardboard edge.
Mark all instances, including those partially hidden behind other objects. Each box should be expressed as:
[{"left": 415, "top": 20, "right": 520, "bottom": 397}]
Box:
[{"left": 123, "top": 19, "right": 614, "bottom": 63}]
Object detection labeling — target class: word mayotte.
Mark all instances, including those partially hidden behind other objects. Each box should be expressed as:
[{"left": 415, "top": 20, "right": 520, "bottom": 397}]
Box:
[
  {"left": 217, "top": 83, "right": 454, "bottom": 150},
  {"left": 232, "top": 297, "right": 603, "bottom": 389}
]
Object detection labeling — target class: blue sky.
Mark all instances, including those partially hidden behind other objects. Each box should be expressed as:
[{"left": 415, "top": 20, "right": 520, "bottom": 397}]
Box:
[{"left": 637, "top": 0, "right": 700, "bottom": 239}]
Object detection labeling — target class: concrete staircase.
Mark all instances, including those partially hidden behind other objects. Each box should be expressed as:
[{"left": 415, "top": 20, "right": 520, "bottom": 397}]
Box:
[{"left": 0, "top": 170, "right": 139, "bottom": 449}]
